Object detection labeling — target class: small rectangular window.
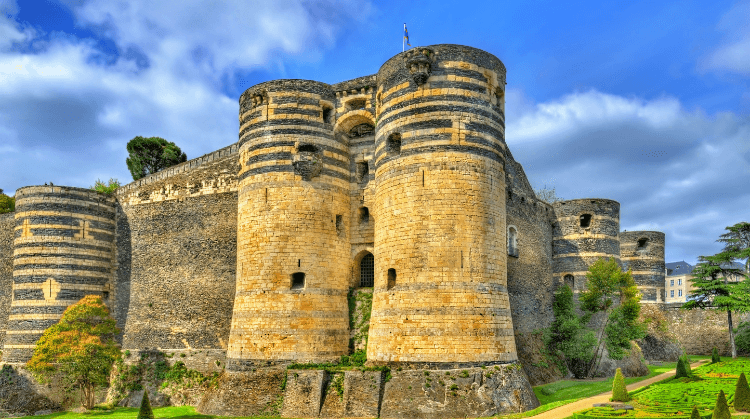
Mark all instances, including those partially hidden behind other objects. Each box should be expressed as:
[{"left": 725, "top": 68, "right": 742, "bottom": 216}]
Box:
[
  {"left": 678, "top": 289, "right": 683, "bottom": 297},
  {"left": 670, "top": 279, "right": 674, "bottom": 286},
  {"left": 670, "top": 290, "right": 674, "bottom": 298},
  {"left": 678, "top": 278, "right": 682, "bottom": 285}
]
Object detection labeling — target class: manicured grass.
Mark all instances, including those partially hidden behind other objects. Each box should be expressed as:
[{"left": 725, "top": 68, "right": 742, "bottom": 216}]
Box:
[
  {"left": 20, "top": 406, "right": 282, "bottom": 419},
  {"left": 533, "top": 361, "right": 679, "bottom": 406}
]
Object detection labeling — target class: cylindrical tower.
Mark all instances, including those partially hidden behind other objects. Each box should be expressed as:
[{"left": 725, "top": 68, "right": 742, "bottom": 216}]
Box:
[
  {"left": 552, "top": 199, "right": 621, "bottom": 290},
  {"left": 5, "top": 186, "right": 116, "bottom": 362},
  {"left": 227, "top": 80, "right": 351, "bottom": 369},
  {"left": 368, "top": 45, "right": 514, "bottom": 365},
  {"left": 620, "top": 231, "right": 666, "bottom": 303}
]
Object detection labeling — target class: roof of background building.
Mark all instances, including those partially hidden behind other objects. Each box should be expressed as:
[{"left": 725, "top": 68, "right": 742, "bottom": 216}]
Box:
[{"left": 666, "top": 261, "right": 694, "bottom": 276}]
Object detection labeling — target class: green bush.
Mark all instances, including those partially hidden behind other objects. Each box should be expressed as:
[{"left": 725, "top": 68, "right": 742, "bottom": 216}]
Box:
[
  {"left": 735, "top": 372, "right": 750, "bottom": 412},
  {"left": 0, "top": 192, "right": 14, "bottom": 214},
  {"left": 690, "top": 406, "right": 700, "bottom": 419},
  {"left": 711, "top": 347, "right": 720, "bottom": 363},
  {"left": 611, "top": 368, "right": 629, "bottom": 402},
  {"left": 545, "top": 284, "right": 597, "bottom": 378},
  {"left": 91, "top": 178, "right": 120, "bottom": 195},
  {"left": 676, "top": 355, "right": 693, "bottom": 379},
  {"left": 137, "top": 390, "right": 154, "bottom": 419},
  {"left": 736, "top": 322, "right": 750, "bottom": 353},
  {"left": 712, "top": 390, "right": 730, "bottom": 419}
]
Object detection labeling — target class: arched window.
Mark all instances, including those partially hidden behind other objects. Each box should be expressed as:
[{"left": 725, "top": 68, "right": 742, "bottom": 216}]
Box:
[
  {"left": 564, "top": 274, "right": 574, "bottom": 290},
  {"left": 360, "top": 253, "right": 374, "bottom": 287},
  {"left": 507, "top": 226, "right": 519, "bottom": 257},
  {"left": 359, "top": 207, "right": 370, "bottom": 224}
]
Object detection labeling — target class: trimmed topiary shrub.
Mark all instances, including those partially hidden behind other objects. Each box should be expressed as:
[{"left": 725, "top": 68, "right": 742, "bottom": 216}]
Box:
[
  {"left": 713, "top": 390, "right": 730, "bottom": 419},
  {"left": 711, "top": 347, "right": 720, "bottom": 363},
  {"left": 690, "top": 406, "right": 700, "bottom": 419},
  {"left": 675, "top": 357, "right": 689, "bottom": 378},
  {"left": 137, "top": 390, "right": 154, "bottom": 419},
  {"left": 735, "top": 372, "right": 750, "bottom": 412},
  {"left": 611, "top": 368, "right": 630, "bottom": 402}
]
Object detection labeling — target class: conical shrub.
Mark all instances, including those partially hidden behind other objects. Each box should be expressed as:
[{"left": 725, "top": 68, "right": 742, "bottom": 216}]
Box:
[
  {"left": 138, "top": 390, "right": 155, "bottom": 419},
  {"left": 683, "top": 355, "right": 693, "bottom": 376},
  {"left": 713, "top": 390, "right": 731, "bottom": 419},
  {"left": 712, "top": 347, "right": 720, "bottom": 363},
  {"left": 611, "top": 368, "right": 630, "bottom": 402},
  {"left": 689, "top": 406, "right": 700, "bottom": 419},
  {"left": 675, "top": 357, "right": 689, "bottom": 378},
  {"left": 735, "top": 372, "right": 750, "bottom": 412}
]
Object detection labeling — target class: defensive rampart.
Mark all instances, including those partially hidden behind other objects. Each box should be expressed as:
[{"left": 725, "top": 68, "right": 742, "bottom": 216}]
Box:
[{"left": 0, "top": 213, "right": 14, "bottom": 351}]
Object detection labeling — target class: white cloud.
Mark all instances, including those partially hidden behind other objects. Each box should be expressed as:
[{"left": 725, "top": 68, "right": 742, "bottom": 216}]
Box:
[
  {"left": 506, "top": 89, "right": 750, "bottom": 264},
  {"left": 702, "top": 1, "right": 750, "bottom": 75}
]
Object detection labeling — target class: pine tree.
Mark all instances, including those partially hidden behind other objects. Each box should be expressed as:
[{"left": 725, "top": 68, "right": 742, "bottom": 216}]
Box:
[
  {"left": 735, "top": 372, "right": 750, "bottom": 412},
  {"left": 138, "top": 390, "right": 155, "bottom": 419},
  {"left": 126, "top": 136, "right": 187, "bottom": 181},
  {"left": 689, "top": 406, "right": 701, "bottom": 419},
  {"left": 711, "top": 346, "right": 720, "bottom": 363},
  {"left": 611, "top": 368, "right": 630, "bottom": 402},
  {"left": 675, "top": 357, "right": 688, "bottom": 378},
  {"left": 713, "top": 390, "right": 731, "bottom": 419}
]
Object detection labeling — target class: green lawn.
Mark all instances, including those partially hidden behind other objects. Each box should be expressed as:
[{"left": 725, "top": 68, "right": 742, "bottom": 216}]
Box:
[{"left": 20, "top": 406, "right": 283, "bottom": 419}]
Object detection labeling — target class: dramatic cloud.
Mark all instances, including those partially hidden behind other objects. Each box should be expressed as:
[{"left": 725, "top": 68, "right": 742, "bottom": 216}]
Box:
[
  {"left": 702, "top": 0, "right": 750, "bottom": 74},
  {"left": 506, "top": 89, "right": 750, "bottom": 264},
  {"left": 0, "top": 0, "right": 370, "bottom": 191}
]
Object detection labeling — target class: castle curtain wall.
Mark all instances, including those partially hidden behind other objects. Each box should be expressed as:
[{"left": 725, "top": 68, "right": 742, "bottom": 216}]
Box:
[
  {"left": 0, "top": 213, "right": 14, "bottom": 350},
  {"left": 621, "top": 231, "right": 666, "bottom": 303},
  {"left": 115, "top": 146, "right": 238, "bottom": 352}
]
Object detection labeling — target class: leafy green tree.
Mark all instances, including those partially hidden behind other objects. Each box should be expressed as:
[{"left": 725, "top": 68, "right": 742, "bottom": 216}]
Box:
[
  {"left": 736, "top": 372, "right": 750, "bottom": 412},
  {"left": 138, "top": 390, "right": 154, "bottom": 419},
  {"left": 126, "top": 136, "right": 187, "bottom": 181},
  {"left": 545, "top": 284, "right": 597, "bottom": 378},
  {"left": 26, "top": 295, "right": 121, "bottom": 409},
  {"left": 0, "top": 189, "right": 14, "bottom": 214},
  {"left": 683, "top": 251, "right": 750, "bottom": 358},
  {"left": 718, "top": 222, "right": 750, "bottom": 275},
  {"left": 611, "top": 368, "right": 630, "bottom": 402},
  {"left": 535, "top": 185, "right": 563, "bottom": 204},
  {"left": 580, "top": 258, "right": 646, "bottom": 376},
  {"left": 90, "top": 178, "right": 121, "bottom": 195},
  {"left": 736, "top": 322, "right": 750, "bottom": 353},
  {"left": 713, "top": 389, "right": 731, "bottom": 419}
]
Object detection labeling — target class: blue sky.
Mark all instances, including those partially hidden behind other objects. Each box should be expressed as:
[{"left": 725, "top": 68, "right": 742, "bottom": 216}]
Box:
[{"left": 1, "top": 0, "right": 749, "bottom": 265}]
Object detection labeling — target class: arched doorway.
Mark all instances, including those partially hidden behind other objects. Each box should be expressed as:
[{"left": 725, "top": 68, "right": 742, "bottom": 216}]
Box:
[{"left": 360, "top": 253, "right": 374, "bottom": 287}]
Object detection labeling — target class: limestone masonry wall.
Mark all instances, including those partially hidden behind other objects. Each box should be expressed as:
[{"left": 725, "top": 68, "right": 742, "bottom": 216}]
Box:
[
  {"left": 621, "top": 231, "right": 666, "bottom": 303},
  {"left": 0, "top": 213, "right": 14, "bottom": 351},
  {"left": 116, "top": 147, "right": 239, "bottom": 352}
]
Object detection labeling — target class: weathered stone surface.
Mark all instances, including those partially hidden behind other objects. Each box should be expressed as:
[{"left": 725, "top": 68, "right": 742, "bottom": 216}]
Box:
[
  {"left": 281, "top": 370, "right": 326, "bottom": 418},
  {"left": 0, "top": 213, "right": 13, "bottom": 352},
  {"left": 594, "top": 343, "right": 649, "bottom": 378},
  {"left": 0, "top": 365, "right": 60, "bottom": 415},
  {"left": 197, "top": 368, "right": 285, "bottom": 417},
  {"left": 342, "top": 370, "right": 383, "bottom": 417},
  {"left": 379, "top": 365, "right": 539, "bottom": 419}
]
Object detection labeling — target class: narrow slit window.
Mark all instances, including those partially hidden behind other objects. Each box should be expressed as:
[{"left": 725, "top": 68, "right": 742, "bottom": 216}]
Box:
[
  {"left": 360, "top": 253, "right": 374, "bottom": 287},
  {"left": 387, "top": 268, "right": 396, "bottom": 290},
  {"left": 357, "top": 161, "right": 369, "bottom": 182},
  {"left": 579, "top": 214, "right": 592, "bottom": 228},
  {"left": 387, "top": 133, "right": 401, "bottom": 155},
  {"left": 508, "top": 226, "right": 518, "bottom": 257},
  {"left": 359, "top": 207, "right": 370, "bottom": 224},
  {"left": 637, "top": 238, "right": 649, "bottom": 249},
  {"left": 335, "top": 215, "right": 343, "bottom": 235},
  {"left": 291, "top": 272, "right": 305, "bottom": 289},
  {"left": 322, "top": 107, "right": 333, "bottom": 124},
  {"left": 564, "top": 274, "right": 574, "bottom": 290}
]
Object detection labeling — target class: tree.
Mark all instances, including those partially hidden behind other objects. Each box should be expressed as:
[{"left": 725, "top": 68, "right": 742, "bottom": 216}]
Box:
[
  {"left": 683, "top": 251, "right": 750, "bottom": 358},
  {"left": 126, "top": 136, "right": 187, "bottom": 181},
  {"left": 675, "top": 355, "right": 692, "bottom": 379},
  {"left": 611, "top": 368, "right": 630, "bottom": 402},
  {"left": 579, "top": 258, "right": 646, "bottom": 377},
  {"left": 535, "top": 185, "right": 563, "bottom": 204},
  {"left": 545, "top": 284, "right": 597, "bottom": 378},
  {"left": 718, "top": 222, "right": 750, "bottom": 275},
  {"left": 91, "top": 178, "right": 121, "bottom": 195},
  {"left": 0, "top": 189, "right": 14, "bottom": 214},
  {"left": 26, "top": 295, "right": 121, "bottom": 409},
  {"left": 711, "top": 347, "right": 720, "bottom": 363},
  {"left": 689, "top": 406, "right": 700, "bottom": 419}
]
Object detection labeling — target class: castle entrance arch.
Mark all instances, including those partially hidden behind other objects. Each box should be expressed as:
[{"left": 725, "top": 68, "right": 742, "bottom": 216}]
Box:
[{"left": 360, "top": 252, "right": 374, "bottom": 287}]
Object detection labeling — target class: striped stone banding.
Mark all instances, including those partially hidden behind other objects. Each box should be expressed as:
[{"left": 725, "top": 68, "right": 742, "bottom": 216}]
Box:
[
  {"left": 15, "top": 253, "right": 112, "bottom": 263},
  {"left": 553, "top": 256, "right": 622, "bottom": 274},
  {"left": 14, "top": 191, "right": 114, "bottom": 206},
  {"left": 11, "top": 305, "right": 68, "bottom": 315},
  {"left": 374, "top": 144, "right": 505, "bottom": 169},
  {"left": 6, "top": 319, "right": 58, "bottom": 330},
  {"left": 377, "top": 97, "right": 505, "bottom": 128},
  {"left": 371, "top": 307, "right": 512, "bottom": 317},
  {"left": 368, "top": 326, "right": 514, "bottom": 338},
  {"left": 244, "top": 151, "right": 348, "bottom": 172},
  {"left": 373, "top": 133, "right": 505, "bottom": 164},
  {"left": 12, "top": 274, "right": 110, "bottom": 284},
  {"left": 13, "top": 263, "right": 110, "bottom": 273}
]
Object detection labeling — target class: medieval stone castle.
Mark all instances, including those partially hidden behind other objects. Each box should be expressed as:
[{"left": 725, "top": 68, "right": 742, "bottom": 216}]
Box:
[{"left": 0, "top": 45, "right": 669, "bottom": 416}]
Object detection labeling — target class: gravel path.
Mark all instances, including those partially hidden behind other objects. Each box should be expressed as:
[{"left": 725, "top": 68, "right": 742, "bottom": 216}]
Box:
[{"left": 527, "top": 360, "right": 711, "bottom": 419}]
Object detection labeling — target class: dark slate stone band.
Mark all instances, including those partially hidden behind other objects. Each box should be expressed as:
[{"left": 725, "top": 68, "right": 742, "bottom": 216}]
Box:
[
  {"left": 15, "top": 241, "right": 112, "bottom": 253},
  {"left": 14, "top": 252, "right": 112, "bottom": 263},
  {"left": 15, "top": 203, "right": 115, "bottom": 219},
  {"left": 12, "top": 274, "right": 110, "bottom": 285},
  {"left": 377, "top": 97, "right": 504, "bottom": 129},
  {"left": 375, "top": 144, "right": 505, "bottom": 170},
  {"left": 15, "top": 191, "right": 115, "bottom": 206}
]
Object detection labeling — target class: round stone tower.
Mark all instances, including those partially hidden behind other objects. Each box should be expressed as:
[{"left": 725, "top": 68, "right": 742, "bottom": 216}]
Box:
[
  {"left": 552, "top": 199, "right": 621, "bottom": 290},
  {"left": 227, "top": 80, "right": 351, "bottom": 369},
  {"left": 620, "top": 231, "right": 666, "bottom": 303},
  {"left": 5, "top": 186, "right": 116, "bottom": 362},
  {"left": 367, "top": 45, "right": 514, "bottom": 365}
]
